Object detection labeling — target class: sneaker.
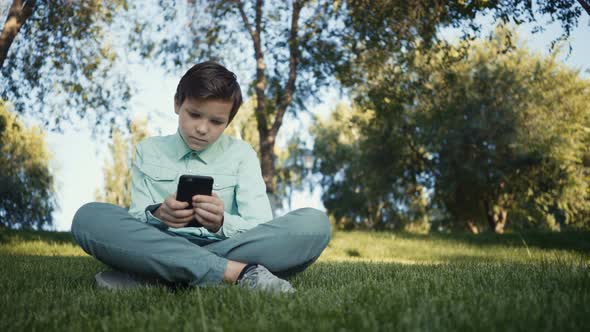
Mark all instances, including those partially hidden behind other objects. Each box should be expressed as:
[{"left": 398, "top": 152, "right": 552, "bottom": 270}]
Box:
[
  {"left": 94, "top": 270, "right": 161, "bottom": 290},
  {"left": 237, "top": 265, "right": 296, "bottom": 294}
]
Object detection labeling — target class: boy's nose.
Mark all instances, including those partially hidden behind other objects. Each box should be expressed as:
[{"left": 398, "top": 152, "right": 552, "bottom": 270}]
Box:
[{"left": 196, "top": 123, "right": 207, "bottom": 135}]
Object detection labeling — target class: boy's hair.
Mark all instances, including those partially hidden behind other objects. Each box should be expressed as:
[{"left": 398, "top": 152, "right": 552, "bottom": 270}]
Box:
[{"left": 174, "top": 61, "right": 243, "bottom": 125}]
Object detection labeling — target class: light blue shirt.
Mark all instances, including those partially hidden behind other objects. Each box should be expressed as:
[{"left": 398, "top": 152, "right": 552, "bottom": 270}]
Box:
[{"left": 128, "top": 129, "right": 273, "bottom": 241}]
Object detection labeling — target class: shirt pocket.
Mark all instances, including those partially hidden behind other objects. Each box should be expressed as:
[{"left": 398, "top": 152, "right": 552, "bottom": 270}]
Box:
[
  {"left": 138, "top": 163, "right": 178, "bottom": 201},
  {"left": 211, "top": 174, "right": 238, "bottom": 211}
]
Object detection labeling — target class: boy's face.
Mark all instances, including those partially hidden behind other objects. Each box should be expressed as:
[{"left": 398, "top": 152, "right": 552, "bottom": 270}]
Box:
[{"left": 174, "top": 97, "right": 232, "bottom": 151}]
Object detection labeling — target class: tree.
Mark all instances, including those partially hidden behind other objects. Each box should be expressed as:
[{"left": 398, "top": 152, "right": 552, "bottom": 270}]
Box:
[
  {"left": 311, "top": 101, "right": 432, "bottom": 231},
  {"left": 0, "top": 99, "right": 56, "bottom": 229},
  {"left": 311, "top": 102, "right": 379, "bottom": 230},
  {"left": 422, "top": 28, "right": 590, "bottom": 233},
  {"left": 313, "top": 26, "right": 590, "bottom": 233},
  {"left": 224, "top": 96, "right": 309, "bottom": 213},
  {"left": 0, "top": 0, "right": 132, "bottom": 135},
  {"left": 95, "top": 117, "right": 150, "bottom": 208}
]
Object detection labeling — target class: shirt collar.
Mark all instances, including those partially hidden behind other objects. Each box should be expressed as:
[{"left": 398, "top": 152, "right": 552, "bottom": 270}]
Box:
[{"left": 172, "top": 128, "right": 223, "bottom": 164}]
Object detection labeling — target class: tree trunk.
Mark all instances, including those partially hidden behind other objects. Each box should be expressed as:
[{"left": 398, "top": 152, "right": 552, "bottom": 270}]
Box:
[
  {"left": 237, "top": 0, "right": 273, "bottom": 193},
  {"left": 485, "top": 200, "right": 508, "bottom": 234},
  {"left": 260, "top": 134, "right": 276, "bottom": 193},
  {"left": 238, "top": 0, "right": 302, "bottom": 197},
  {"left": 0, "top": 0, "right": 36, "bottom": 69},
  {"left": 493, "top": 208, "right": 507, "bottom": 234},
  {"left": 466, "top": 220, "right": 479, "bottom": 234}
]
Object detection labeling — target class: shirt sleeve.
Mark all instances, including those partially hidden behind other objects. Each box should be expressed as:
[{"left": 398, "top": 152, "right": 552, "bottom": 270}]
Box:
[
  {"left": 128, "top": 142, "right": 168, "bottom": 230},
  {"left": 213, "top": 144, "right": 273, "bottom": 239}
]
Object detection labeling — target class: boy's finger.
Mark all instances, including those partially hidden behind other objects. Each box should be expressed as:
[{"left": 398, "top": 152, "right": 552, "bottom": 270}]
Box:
[
  {"left": 164, "top": 214, "right": 193, "bottom": 227},
  {"left": 194, "top": 202, "right": 221, "bottom": 214},
  {"left": 171, "top": 208, "right": 194, "bottom": 218},
  {"left": 193, "top": 195, "right": 215, "bottom": 203},
  {"left": 193, "top": 201, "right": 211, "bottom": 209},
  {"left": 175, "top": 214, "right": 194, "bottom": 223},
  {"left": 194, "top": 207, "right": 217, "bottom": 221},
  {"left": 197, "top": 216, "right": 217, "bottom": 228},
  {"left": 193, "top": 212, "right": 206, "bottom": 225},
  {"left": 169, "top": 199, "right": 189, "bottom": 210}
]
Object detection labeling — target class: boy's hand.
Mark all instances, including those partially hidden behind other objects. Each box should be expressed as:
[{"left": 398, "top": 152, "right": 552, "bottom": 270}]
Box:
[
  {"left": 192, "top": 192, "right": 224, "bottom": 233},
  {"left": 154, "top": 191, "right": 195, "bottom": 228}
]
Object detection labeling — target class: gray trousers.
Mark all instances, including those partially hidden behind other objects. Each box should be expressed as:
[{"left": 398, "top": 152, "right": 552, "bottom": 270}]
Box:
[{"left": 71, "top": 202, "right": 331, "bottom": 287}]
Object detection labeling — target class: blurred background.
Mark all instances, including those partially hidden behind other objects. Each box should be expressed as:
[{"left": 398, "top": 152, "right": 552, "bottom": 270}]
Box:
[{"left": 0, "top": 0, "right": 588, "bottom": 234}]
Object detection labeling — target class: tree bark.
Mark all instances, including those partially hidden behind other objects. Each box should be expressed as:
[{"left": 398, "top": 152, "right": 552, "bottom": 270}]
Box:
[{"left": 0, "top": 0, "right": 36, "bottom": 69}]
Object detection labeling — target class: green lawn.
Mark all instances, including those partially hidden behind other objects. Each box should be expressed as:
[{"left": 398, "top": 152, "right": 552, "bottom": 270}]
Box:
[{"left": 1, "top": 227, "right": 588, "bottom": 331}]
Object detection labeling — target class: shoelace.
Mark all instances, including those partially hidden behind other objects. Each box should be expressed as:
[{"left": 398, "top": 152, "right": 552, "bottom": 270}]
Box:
[
  {"left": 240, "top": 266, "right": 268, "bottom": 288},
  {"left": 240, "top": 267, "right": 266, "bottom": 288}
]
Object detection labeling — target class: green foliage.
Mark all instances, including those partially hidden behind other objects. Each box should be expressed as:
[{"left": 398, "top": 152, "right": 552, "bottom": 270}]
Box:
[
  {"left": 0, "top": 100, "right": 56, "bottom": 229},
  {"left": 422, "top": 27, "right": 590, "bottom": 232},
  {"left": 95, "top": 117, "right": 149, "bottom": 208},
  {"left": 312, "top": 26, "right": 590, "bottom": 232},
  {"left": 127, "top": 1, "right": 345, "bottom": 104},
  {"left": 337, "top": 0, "right": 584, "bottom": 87},
  {"left": 0, "top": 0, "right": 131, "bottom": 135},
  {"left": 312, "top": 102, "right": 430, "bottom": 231},
  {"left": 224, "top": 97, "right": 260, "bottom": 153}
]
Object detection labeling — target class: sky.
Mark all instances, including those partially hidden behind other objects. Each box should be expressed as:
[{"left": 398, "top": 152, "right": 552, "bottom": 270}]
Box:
[{"left": 22, "top": 9, "right": 590, "bottom": 232}]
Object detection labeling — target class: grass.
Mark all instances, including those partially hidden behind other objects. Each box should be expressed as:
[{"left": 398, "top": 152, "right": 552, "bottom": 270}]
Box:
[{"left": 1, "top": 227, "right": 589, "bottom": 331}]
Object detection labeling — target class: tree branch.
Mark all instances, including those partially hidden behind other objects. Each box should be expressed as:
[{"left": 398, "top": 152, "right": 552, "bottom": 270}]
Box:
[
  {"left": 0, "top": 0, "right": 36, "bottom": 69},
  {"left": 270, "top": 0, "right": 302, "bottom": 138},
  {"left": 577, "top": 0, "right": 590, "bottom": 16},
  {"left": 235, "top": 0, "right": 255, "bottom": 42},
  {"left": 236, "top": 0, "right": 269, "bottom": 136}
]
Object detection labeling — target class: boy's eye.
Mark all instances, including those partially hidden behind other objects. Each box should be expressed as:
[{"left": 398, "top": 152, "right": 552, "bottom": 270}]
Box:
[{"left": 190, "top": 113, "right": 223, "bottom": 125}]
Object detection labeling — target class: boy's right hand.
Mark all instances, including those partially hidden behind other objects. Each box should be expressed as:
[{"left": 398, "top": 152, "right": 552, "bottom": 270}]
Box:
[{"left": 153, "top": 191, "right": 195, "bottom": 228}]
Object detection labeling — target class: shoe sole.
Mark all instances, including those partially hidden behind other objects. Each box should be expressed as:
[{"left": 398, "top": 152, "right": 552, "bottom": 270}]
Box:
[{"left": 94, "top": 271, "right": 144, "bottom": 290}]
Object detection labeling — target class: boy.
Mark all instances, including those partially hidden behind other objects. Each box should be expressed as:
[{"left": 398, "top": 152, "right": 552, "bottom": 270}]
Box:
[{"left": 71, "top": 61, "right": 331, "bottom": 294}]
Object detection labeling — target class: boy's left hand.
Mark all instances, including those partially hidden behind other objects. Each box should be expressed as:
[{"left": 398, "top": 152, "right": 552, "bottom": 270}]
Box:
[{"left": 192, "top": 192, "right": 224, "bottom": 233}]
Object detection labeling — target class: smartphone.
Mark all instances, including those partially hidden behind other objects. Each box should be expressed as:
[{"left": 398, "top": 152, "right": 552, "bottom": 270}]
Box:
[{"left": 176, "top": 175, "right": 214, "bottom": 227}]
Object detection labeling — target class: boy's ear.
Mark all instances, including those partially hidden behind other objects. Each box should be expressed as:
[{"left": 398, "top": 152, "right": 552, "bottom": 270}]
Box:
[{"left": 174, "top": 99, "right": 180, "bottom": 115}]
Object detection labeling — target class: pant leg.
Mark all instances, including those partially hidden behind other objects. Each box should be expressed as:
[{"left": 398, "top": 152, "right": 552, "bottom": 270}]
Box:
[
  {"left": 71, "top": 202, "right": 227, "bottom": 287},
  {"left": 203, "top": 207, "right": 331, "bottom": 278}
]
